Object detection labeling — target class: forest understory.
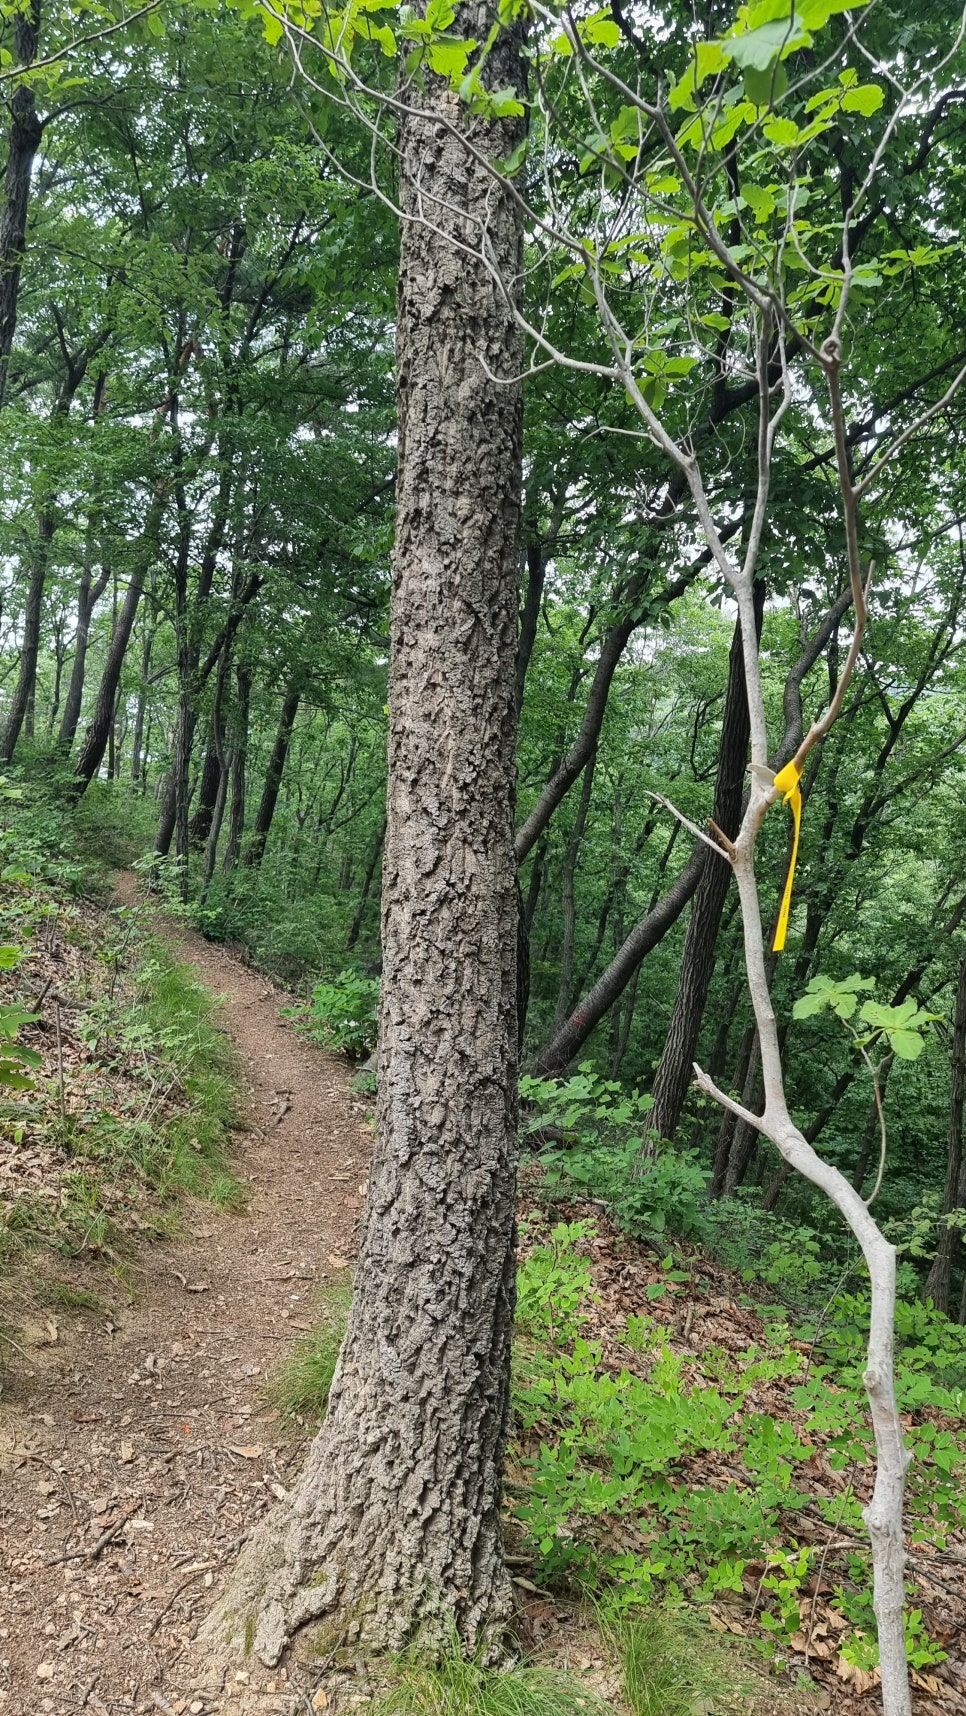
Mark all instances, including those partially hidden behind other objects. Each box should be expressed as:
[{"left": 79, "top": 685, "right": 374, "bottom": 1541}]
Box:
[
  {"left": 0, "top": 859, "right": 963, "bottom": 1716},
  {"left": 4, "top": 4, "right": 966, "bottom": 1711}
]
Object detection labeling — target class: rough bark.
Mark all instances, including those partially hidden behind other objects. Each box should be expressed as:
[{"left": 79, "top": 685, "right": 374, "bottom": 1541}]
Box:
[
  {"left": 201, "top": 8, "right": 525, "bottom": 1665},
  {"left": 649, "top": 590, "right": 763, "bottom": 1142},
  {"left": 0, "top": 0, "right": 43, "bottom": 410}
]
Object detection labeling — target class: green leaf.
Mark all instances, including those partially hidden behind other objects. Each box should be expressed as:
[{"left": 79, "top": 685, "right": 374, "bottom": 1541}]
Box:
[
  {"left": 841, "top": 83, "right": 884, "bottom": 115},
  {"left": 890, "top": 1030, "right": 925, "bottom": 1062},
  {"left": 427, "top": 36, "right": 469, "bottom": 76},
  {"left": 742, "top": 59, "right": 788, "bottom": 107},
  {"left": 425, "top": 0, "right": 457, "bottom": 27},
  {"left": 723, "top": 18, "right": 811, "bottom": 74},
  {"left": 494, "top": 135, "right": 528, "bottom": 177},
  {"left": 583, "top": 12, "right": 621, "bottom": 48},
  {"left": 669, "top": 39, "right": 726, "bottom": 111},
  {"left": 740, "top": 182, "right": 776, "bottom": 222},
  {"left": 762, "top": 115, "right": 801, "bottom": 146},
  {"left": 0, "top": 945, "right": 20, "bottom": 969}
]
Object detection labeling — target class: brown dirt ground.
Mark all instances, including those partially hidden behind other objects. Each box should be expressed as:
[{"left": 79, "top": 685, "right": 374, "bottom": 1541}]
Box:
[{"left": 0, "top": 907, "right": 372, "bottom": 1716}]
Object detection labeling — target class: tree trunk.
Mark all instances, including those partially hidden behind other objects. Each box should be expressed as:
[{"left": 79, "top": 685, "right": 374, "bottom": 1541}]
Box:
[
  {"left": 128, "top": 609, "right": 156, "bottom": 786},
  {"left": 0, "top": 510, "right": 54, "bottom": 761},
  {"left": 200, "top": 755, "right": 230, "bottom": 893},
  {"left": 202, "top": 5, "right": 525, "bottom": 1664},
  {"left": 516, "top": 538, "right": 545, "bottom": 714},
  {"left": 551, "top": 744, "right": 597, "bottom": 1033},
  {"left": 58, "top": 550, "right": 110, "bottom": 750},
  {"left": 346, "top": 813, "right": 386, "bottom": 951},
  {"left": 222, "top": 664, "right": 251, "bottom": 873},
  {"left": 531, "top": 842, "right": 706, "bottom": 1076},
  {"left": 242, "top": 685, "right": 300, "bottom": 869},
  {"left": 75, "top": 501, "right": 162, "bottom": 790},
  {"left": 0, "top": 0, "right": 43, "bottom": 411},
  {"left": 649, "top": 590, "right": 763, "bottom": 1142},
  {"left": 188, "top": 741, "right": 221, "bottom": 848},
  {"left": 923, "top": 949, "right": 966, "bottom": 1312}
]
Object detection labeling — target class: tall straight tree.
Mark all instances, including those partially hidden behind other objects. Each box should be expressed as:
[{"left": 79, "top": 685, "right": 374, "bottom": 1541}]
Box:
[{"left": 202, "top": 0, "right": 526, "bottom": 1665}]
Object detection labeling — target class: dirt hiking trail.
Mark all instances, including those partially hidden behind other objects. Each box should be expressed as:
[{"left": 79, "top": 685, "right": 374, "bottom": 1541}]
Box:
[{"left": 0, "top": 903, "right": 372, "bottom": 1716}]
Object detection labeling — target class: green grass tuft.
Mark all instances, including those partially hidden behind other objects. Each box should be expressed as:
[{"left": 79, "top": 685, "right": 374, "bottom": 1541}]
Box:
[
  {"left": 599, "top": 1604, "right": 748, "bottom": 1716},
  {"left": 372, "top": 1648, "right": 610, "bottom": 1716},
  {"left": 265, "top": 1283, "right": 353, "bottom": 1424},
  {"left": 127, "top": 939, "right": 245, "bottom": 1208},
  {"left": 39, "top": 1279, "right": 104, "bottom": 1313}
]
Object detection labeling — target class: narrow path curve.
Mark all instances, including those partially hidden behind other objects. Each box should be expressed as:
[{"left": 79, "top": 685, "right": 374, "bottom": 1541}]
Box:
[{"left": 0, "top": 908, "right": 371, "bottom": 1716}]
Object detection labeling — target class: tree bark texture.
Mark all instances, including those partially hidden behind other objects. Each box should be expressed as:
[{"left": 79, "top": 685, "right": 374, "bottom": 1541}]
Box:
[
  {"left": 202, "top": 5, "right": 525, "bottom": 1666},
  {"left": 0, "top": 0, "right": 43, "bottom": 411},
  {"left": 649, "top": 590, "right": 763, "bottom": 1142}
]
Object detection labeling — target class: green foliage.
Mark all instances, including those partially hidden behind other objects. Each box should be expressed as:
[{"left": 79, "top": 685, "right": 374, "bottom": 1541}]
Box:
[
  {"left": 511, "top": 1222, "right": 965, "bottom": 1671},
  {"left": 706, "top": 1196, "right": 838, "bottom": 1307},
  {"left": 369, "top": 1641, "right": 607, "bottom": 1716},
  {"left": 0, "top": 1002, "right": 41, "bottom": 1092},
  {"left": 290, "top": 970, "right": 380, "bottom": 1061},
  {"left": 264, "top": 1282, "right": 353, "bottom": 1425},
  {"left": 521, "top": 1069, "right": 709, "bottom": 1242},
  {"left": 599, "top": 1602, "right": 748, "bottom": 1716},
  {"left": 793, "top": 974, "right": 939, "bottom": 1061},
  {"left": 1, "top": 872, "right": 243, "bottom": 1266}
]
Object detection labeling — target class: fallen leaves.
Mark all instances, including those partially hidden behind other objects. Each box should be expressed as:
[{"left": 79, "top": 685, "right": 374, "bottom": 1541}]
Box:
[{"left": 835, "top": 1654, "right": 881, "bottom": 1693}]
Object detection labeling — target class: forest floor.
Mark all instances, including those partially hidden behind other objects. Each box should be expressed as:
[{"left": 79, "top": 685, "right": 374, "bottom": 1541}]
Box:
[
  {"left": 0, "top": 892, "right": 372, "bottom": 1716},
  {"left": 0, "top": 884, "right": 955, "bottom": 1716}
]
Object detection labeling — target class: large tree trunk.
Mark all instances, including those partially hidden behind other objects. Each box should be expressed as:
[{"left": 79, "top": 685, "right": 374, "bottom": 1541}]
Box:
[
  {"left": 551, "top": 744, "right": 597, "bottom": 1033},
  {"left": 649, "top": 589, "right": 763, "bottom": 1142},
  {"left": 201, "top": 4, "right": 525, "bottom": 1666},
  {"left": 0, "top": 0, "right": 43, "bottom": 411},
  {"left": 242, "top": 684, "right": 300, "bottom": 869},
  {"left": 128, "top": 607, "right": 156, "bottom": 786}
]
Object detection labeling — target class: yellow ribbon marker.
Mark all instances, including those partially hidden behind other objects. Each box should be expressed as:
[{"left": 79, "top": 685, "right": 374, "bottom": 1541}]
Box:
[{"left": 772, "top": 759, "right": 803, "bottom": 952}]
